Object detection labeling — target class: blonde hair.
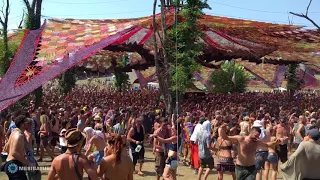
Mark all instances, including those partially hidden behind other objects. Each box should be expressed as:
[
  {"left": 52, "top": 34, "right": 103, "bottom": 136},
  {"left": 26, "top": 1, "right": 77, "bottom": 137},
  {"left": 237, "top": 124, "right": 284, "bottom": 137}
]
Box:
[
  {"left": 299, "top": 115, "right": 307, "bottom": 123},
  {"left": 184, "top": 116, "right": 190, "bottom": 123}
]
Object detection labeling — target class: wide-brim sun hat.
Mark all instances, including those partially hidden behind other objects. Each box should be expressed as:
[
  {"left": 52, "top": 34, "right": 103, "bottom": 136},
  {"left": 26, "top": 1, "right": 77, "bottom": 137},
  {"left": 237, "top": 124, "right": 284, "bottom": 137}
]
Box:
[{"left": 65, "top": 128, "right": 86, "bottom": 148}]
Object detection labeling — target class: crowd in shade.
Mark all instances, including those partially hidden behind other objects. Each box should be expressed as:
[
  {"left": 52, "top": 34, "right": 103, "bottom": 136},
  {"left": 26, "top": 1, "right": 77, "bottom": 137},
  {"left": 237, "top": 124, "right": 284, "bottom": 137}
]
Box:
[{"left": 0, "top": 84, "right": 320, "bottom": 180}]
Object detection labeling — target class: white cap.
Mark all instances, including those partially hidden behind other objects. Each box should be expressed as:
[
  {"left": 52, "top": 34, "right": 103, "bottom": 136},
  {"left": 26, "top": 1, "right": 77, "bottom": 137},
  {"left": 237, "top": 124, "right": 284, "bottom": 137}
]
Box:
[{"left": 252, "top": 120, "right": 263, "bottom": 128}]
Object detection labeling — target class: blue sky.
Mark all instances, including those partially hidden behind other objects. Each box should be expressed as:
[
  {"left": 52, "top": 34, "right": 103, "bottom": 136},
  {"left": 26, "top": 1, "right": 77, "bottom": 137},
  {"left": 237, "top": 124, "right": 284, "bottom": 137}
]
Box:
[{"left": 5, "top": 0, "right": 320, "bottom": 30}]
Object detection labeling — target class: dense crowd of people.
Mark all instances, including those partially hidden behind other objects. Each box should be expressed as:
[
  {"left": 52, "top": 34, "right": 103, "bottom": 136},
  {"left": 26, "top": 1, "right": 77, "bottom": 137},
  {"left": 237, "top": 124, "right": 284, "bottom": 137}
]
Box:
[{"left": 1, "top": 84, "right": 320, "bottom": 180}]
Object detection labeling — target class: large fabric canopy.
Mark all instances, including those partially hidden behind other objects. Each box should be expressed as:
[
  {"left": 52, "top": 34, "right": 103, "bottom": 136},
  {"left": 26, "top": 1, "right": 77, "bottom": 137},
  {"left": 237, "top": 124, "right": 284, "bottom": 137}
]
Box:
[{"left": 0, "top": 11, "right": 319, "bottom": 110}]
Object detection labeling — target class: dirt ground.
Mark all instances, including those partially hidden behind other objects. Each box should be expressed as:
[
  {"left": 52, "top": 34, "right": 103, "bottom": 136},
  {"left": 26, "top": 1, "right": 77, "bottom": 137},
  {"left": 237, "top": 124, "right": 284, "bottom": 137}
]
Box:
[{"left": 0, "top": 146, "right": 284, "bottom": 180}]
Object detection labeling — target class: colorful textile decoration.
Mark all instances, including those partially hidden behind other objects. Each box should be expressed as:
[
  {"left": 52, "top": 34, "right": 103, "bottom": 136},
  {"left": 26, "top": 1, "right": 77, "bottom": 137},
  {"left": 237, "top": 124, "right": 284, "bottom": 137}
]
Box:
[{"left": 0, "top": 22, "right": 133, "bottom": 111}]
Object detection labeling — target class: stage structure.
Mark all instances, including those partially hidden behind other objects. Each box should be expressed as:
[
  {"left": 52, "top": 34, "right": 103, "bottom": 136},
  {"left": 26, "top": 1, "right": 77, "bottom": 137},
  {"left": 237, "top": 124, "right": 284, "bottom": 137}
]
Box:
[{"left": 0, "top": 10, "right": 319, "bottom": 110}]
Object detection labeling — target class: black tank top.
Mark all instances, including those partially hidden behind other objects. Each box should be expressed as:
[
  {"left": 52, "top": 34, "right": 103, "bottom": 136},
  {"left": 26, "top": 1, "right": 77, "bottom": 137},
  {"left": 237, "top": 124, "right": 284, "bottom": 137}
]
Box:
[{"left": 129, "top": 125, "right": 145, "bottom": 149}]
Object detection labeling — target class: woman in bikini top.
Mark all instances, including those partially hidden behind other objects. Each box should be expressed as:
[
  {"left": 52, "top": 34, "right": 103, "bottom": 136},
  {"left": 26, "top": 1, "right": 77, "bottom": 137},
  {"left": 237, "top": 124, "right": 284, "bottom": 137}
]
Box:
[{"left": 215, "top": 134, "right": 236, "bottom": 180}]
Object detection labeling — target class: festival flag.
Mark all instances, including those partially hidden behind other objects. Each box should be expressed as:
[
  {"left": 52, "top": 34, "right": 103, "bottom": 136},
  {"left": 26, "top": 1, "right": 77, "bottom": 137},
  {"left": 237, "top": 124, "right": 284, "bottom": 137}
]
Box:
[
  {"left": 272, "top": 65, "right": 286, "bottom": 87},
  {"left": 298, "top": 64, "right": 318, "bottom": 89}
]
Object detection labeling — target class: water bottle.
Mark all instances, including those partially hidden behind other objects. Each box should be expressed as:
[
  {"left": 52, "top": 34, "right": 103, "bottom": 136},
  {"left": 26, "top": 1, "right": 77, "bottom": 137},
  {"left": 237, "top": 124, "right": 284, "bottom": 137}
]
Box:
[
  {"left": 135, "top": 145, "right": 142, "bottom": 152},
  {"left": 135, "top": 141, "right": 143, "bottom": 152}
]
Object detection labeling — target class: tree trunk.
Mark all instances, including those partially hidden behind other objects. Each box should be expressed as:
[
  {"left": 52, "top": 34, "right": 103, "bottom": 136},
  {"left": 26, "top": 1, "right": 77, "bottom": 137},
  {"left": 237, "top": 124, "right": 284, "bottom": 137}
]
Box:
[
  {"left": 153, "top": 0, "right": 172, "bottom": 116},
  {"left": 1, "top": 27, "right": 10, "bottom": 75},
  {"left": 0, "top": 0, "right": 10, "bottom": 75},
  {"left": 35, "top": 0, "right": 42, "bottom": 28}
]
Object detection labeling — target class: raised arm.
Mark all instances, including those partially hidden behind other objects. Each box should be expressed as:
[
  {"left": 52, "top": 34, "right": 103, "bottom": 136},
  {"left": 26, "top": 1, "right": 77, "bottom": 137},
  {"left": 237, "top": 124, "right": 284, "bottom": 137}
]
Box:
[
  {"left": 85, "top": 137, "right": 94, "bottom": 157},
  {"left": 153, "top": 135, "right": 177, "bottom": 144},
  {"left": 220, "top": 124, "right": 243, "bottom": 142}
]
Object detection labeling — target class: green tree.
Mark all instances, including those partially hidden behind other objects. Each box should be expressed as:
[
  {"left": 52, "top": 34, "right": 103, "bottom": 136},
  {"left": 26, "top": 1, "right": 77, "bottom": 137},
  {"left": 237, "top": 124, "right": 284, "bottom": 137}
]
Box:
[
  {"left": 210, "top": 61, "right": 249, "bottom": 93},
  {"left": 0, "top": 0, "right": 10, "bottom": 75},
  {"left": 152, "top": 0, "right": 210, "bottom": 114},
  {"left": 0, "top": 38, "right": 19, "bottom": 75},
  {"left": 168, "top": 0, "right": 211, "bottom": 93},
  {"left": 114, "top": 54, "right": 129, "bottom": 91},
  {"left": 285, "top": 63, "right": 300, "bottom": 96},
  {"left": 59, "top": 68, "right": 76, "bottom": 95}
]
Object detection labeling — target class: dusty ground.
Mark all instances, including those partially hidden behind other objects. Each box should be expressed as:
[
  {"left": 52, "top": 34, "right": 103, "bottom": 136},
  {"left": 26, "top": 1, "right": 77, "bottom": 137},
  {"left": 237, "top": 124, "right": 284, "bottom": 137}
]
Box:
[{"left": 0, "top": 146, "right": 284, "bottom": 179}]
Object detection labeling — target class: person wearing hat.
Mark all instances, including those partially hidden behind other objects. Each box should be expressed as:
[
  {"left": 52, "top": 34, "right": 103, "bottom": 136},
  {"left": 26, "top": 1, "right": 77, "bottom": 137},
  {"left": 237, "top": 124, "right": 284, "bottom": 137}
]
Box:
[
  {"left": 93, "top": 115, "right": 103, "bottom": 130},
  {"left": 281, "top": 128, "right": 320, "bottom": 180},
  {"left": 48, "top": 128, "right": 98, "bottom": 180},
  {"left": 253, "top": 120, "right": 271, "bottom": 180},
  {"left": 196, "top": 120, "right": 214, "bottom": 180},
  {"left": 220, "top": 122, "right": 280, "bottom": 180}
]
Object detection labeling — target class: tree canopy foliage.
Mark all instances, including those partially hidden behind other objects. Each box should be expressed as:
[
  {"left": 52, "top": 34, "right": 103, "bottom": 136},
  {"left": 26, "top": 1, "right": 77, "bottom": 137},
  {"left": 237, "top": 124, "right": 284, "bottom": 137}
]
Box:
[
  {"left": 285, "top": 63, "right": 301, "bottom": 96},
  {"left": 210, "top": 61, "right": 249, "bottom": 93},
  {"left": 114, "top": 54, "right": 130, "bottom": 91},
  {"left": 167, "top": 0, "right": 211, "bottom": 92},
  {"left": 0, "top": 37, "right": 19, "bottom": 75},
  {"left": 59, "top": 68, "right": 76, "bottom": 95}
]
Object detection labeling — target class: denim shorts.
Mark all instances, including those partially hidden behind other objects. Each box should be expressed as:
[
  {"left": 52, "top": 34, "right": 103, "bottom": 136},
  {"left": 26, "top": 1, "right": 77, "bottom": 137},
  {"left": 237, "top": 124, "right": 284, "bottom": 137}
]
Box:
[
  {"left": 255, "top": 151, "right": 268, "bottom": 170},
  {"left": 267, "top": 153, "right": 278, "bottom": 165},
  {"left": 165, "top": 156, "right": 178, "bottom": 170}
]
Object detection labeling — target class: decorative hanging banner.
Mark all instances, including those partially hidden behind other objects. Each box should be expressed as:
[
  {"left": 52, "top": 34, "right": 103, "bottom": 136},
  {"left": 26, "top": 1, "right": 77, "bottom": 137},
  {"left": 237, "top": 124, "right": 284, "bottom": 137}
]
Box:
[
  {"left": 298, "top": 64, "right": 319, "bottom": 89},
  {"left": 271, "top": 65, "right": 287, "bottom": 87},
  {"left": 0, "top": 21, "right": 134, "bottom": 111}
]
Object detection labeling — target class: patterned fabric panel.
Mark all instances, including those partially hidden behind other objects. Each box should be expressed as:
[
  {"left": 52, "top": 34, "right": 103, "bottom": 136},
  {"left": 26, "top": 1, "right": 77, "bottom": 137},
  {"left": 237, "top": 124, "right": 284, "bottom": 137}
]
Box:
[
  {"left": 0, "top": 27, "right": 127, "bottom": 111},
  {"left": 15, "top": 19, "right": 137, "bottom": 86},
  {"left": 237, "top": 61, "right": 277, "bottom": 83}
]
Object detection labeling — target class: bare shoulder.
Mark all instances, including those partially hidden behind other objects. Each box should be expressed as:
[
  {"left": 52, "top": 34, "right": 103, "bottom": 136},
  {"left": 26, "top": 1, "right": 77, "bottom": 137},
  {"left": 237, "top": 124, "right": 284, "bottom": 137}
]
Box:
[
  {"left": 154, "top": 128, "right": 160, "bottom": 135},
  {"left": 12, "top": 131, "right": 24, "bottom": 140},
  {"left": 236, "top": 135, "right": 245, "bottom": 141},
  {"left": 51, "top": 154, "right": 65, "bottom": 165},
  {"left": 104, "top": 155, "right": 115, "bottom": 163},
  {"left": 78, "top": 154, "right": 89, "bottom": 161}
]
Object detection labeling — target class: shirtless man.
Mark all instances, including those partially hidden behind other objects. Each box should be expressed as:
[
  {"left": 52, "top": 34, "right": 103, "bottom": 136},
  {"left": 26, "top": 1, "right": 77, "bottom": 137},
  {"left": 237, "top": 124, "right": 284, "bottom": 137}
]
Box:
[
  {"left": 154, "top": 118, "right": 170, "bottom": 180},
  {"left": 220, "top": 124, "right": 279, "bottom": 180},
  {"left": 48, "top": 128, "right": 98, "bottom": 180},
  {"left": 4, "top": 115, "right": 30, "bottom": 180},
  {"left": 273, "top": 118, "right": 290, "bottom": 163},
  {"left": 85, "top": 130, "right": 106, "bottom": 165}
]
